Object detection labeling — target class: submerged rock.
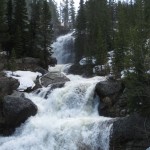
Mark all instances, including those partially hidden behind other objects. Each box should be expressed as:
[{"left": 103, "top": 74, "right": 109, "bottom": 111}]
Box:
[
  {"left": 3, "top": 96, "right": 37, "bottom": 128},
  {"left": 110, "top": 113, "right": 150, "bottom": 150}
]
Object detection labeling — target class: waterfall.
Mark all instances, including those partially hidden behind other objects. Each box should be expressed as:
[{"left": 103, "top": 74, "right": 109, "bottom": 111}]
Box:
[
  {"left": 0, "top": 34, "right": 113, "bottom": 150},
  {"left": 52, "top": 32, "right": 75, "bottom": 64}
]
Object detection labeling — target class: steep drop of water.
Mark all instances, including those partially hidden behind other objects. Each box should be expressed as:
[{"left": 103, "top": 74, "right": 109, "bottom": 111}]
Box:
[
  {"left": 0, "top": 65, "right": 113, "bottom": 150},
  {"left": 52, "top": 32, "right": 75, "bottom": 64}
]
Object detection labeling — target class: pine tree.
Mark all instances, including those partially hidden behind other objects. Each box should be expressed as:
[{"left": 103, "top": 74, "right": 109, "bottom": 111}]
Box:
[
  {"left": 69, "top": 0, "right": 75, "bottom": 29},
  {"left": 14, "top": 0, "right": 30, "bottom": 57},
  {"left": 75, "top": 0, "right": 86, "bottom": 63},
  {"left": 96, "top": 27, "right": 107, "bottom": 71},
  {"left": 6, "top": 0, "right": 14, "bottom": 55},
  {"left": 0, "top": 0, "right": 9, "bottom": 52},
  {"left": 125, "top": 0, "right": 150, "bottom": 116},
  {"left": 113, "top": 2, "right": 129, "bottom": 77},
  {"left": 29, "top": 0, "right": 42, "bottom": 58},
  {"left": 14, "top": 26, "right": 23, "bottom": 57},
  {"left": 62, "top": 0, "right": 69, "bottom": 28},
  {"left": 40, "top": 0, "right": 53, "bottom": 69},
  {"left": 49, "top": 0, "right": 60, "bottom": 30}
]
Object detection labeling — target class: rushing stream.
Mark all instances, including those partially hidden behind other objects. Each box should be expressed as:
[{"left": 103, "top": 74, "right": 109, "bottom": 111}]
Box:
[{"left": 0, "top": 33, "right": 113, "bottom": 150}]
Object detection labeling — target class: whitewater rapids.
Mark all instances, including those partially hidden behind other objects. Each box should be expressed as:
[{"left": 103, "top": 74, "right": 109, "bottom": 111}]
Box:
[{"left": 0, "top": 65, "right": 113, "bottom": 150}]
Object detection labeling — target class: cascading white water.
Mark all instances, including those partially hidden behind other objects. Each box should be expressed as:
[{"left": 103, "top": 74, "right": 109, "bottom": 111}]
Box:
[
  {"left": 52, "top": 32, "right": 75, "bottom": 64},
  {"left": 0, "top": 66, "right": 113, "bottom": 150},
  {"left": 0, "top": 33, "right": 113, "bottom": 150}
]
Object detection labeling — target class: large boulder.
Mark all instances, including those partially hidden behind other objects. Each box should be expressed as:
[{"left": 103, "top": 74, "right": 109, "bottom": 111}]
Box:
[
  {"left": 110, "top": 113, "right": 150, "bottom": 150},
  {"left": 95, "top": 78, "right": 124, "bottom": 117},
  {"left": 41, "top": 72, "right": 70, "bottom": 87},
  {"left": 95, "top": 78, "right": 123, "bottom": 97},
  {"left": 0, "top": 77, "right": 20, "bottom": 98},
  {"left": 34, "top": 67, "right": 48, "bottom": 75},
  {"left": 68, "top": 64, "right": 94, "bottom": 77},
  {"left": 3, "top": 96, "right": 37, "bottom": 128}
]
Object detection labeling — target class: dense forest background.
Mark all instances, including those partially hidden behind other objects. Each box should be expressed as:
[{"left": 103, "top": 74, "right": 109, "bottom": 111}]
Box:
[
  {"left": 75, "top": 0, "right": 150, "bottom": 115},
  {"left": 0, "top": 0, "right": 150, "bottom": 115}
]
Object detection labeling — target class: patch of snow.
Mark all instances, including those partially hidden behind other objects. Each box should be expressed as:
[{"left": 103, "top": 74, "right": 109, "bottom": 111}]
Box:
[
  {"left": 79, "top": 57, "right": 96, "bottom": 65},
  {"left": 121, "top": 68, "right": 134, "bottom": 78},
  {"left": 0, "top": 51, "right": 7, "bottom": 55},
  {"left": 93, "top": 65, "right": 105, "bottom": 74},
  {"left": 4, "top": 71, "right": 42, "bottom": 91}
]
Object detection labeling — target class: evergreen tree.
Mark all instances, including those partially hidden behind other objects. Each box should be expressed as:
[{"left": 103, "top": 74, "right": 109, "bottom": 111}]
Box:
[
  {"left": 29, "top": 0, "right": 42, "bottom": 58},
  {"left": 49, "top": 0, "right": 60, "bottom": 29},
  {"left": 69, "top": 0, "right": 75, "bottom": 29},
  {"left": 75, "top": 0, "right": 86, "bottom": 63},
  {"left": 14, "top": 26, "right": 24, "bottom": 57},
  {"left": 62, "top": 0, "right": 69, "bottom": 28},
  {"left": 40, "top": 0, "right": 53, "bottom": 68},
  {"left": 6, "top": 0, "right": 13, "bottom": 55},
  {"left": 124, "top": 0, "right": 150, "bottom": 115},
  {"left": 96, "top": 27, "right": 107, "bottom": 71},
  {"left": 0, "top": 0, "right": 9, "bottom": 52},
  {"left": 113, "top": 2, "right": 129, "bottom": 77},
  {"left": 14, "top": 0, "right": 30, "bottom": 57}
]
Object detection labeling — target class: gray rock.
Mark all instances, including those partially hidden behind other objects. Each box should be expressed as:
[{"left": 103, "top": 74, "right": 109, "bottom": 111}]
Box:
[
  {"left": 68, "top": 64, "right": 94, "bottom": 77},
  {"left": 3, "top": 96, "right": 37, "bottom": 127},
  {"left": 95, "top": 79, "right": 123, "bottom": 97},
  {"left": 34, "top": 67, "right": 48, "bottom": 75},
  {"left": 96, "top": 79, "right": 124, "bottom": 117},
  {"left": 0, "top": 77, "right": 20, "bottom": 98},
  {"left": 41, "top": 72, "right": 70, "bottom": 87},
  {"left": 11, "top": 90, "right": 25, "bottom": 98},
  {"left": 110, "top": 113, "right": 150, "bottom": 150}
]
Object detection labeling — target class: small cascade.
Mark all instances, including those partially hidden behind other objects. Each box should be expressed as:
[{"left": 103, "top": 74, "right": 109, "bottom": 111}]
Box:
[
  {"left": 0, "top": 32, "right": 114, "bottom": 150},
  {"left": 52, "top": 32, "right": 75, "bottom": 64},
  {"left": 0, "top": 67, "right": 113, "bottom": 150}
]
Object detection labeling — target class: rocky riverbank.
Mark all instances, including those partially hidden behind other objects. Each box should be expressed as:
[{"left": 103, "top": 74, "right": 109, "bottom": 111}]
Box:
[
  {"left": 0, "top": 56, "right": 150, "bottom": 149},
  {"left": 95, "top": 77, "right": 150, "bottom": 150}
]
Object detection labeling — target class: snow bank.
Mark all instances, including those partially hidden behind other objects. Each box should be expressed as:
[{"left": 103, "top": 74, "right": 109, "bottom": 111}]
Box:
[{"left": 5, "top": 71, "right": 42, "bottom": 91}]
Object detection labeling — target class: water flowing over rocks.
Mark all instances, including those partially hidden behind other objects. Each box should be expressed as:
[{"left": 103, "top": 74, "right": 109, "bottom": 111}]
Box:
[
  {"left": 0, "top": 65, "right": 113, "bottom": 150},
  {"left": 52, "top": 32, "right": 75, "bottom": 64}
]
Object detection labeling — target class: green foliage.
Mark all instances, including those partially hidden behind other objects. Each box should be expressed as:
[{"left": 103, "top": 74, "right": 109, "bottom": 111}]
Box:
[
  {"left": 69, "top": 0, "right": 75, "bottom": 29},
  {"left": 0, "top": 0, "right": 10, "bottom": 50},
  {"left": 75, "top": 0, "right": 86, "bottom": 63},
  {"left": 39, "top": 0, "right": 53, "bottom": 69},
  {"left": 125, "top": 73, "right": 150, "bottom": 116}
]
